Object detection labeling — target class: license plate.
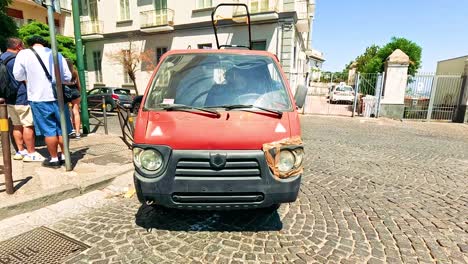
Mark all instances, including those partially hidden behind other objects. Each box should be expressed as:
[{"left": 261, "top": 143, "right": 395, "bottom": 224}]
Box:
[{"left": 123, "top": 104, "right": 131, "bottom": 108}]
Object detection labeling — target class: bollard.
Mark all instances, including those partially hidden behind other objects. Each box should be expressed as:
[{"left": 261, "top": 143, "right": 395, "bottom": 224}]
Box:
[
  {"left": 102, "top": 96, "right": 108, "bottom": 135},
  {"left": 0, "top": 99, "right": 14, "bottom": 194}
]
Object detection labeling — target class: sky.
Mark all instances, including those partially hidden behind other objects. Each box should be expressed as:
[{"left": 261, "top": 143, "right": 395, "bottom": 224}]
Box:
[{"left": 311, "top": 0, "right": 468, "bottom": 73}]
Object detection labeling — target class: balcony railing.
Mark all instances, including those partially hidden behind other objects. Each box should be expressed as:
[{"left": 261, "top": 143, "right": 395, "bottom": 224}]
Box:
[
  {"left": 140, "top": 9, "right": 174, "bottom": 29},
  {"left": 80, "top": 20, "right": 103, "bottom": 36},
  {"left": 234, "top": 0, "right": 279, "bottom": 16}
]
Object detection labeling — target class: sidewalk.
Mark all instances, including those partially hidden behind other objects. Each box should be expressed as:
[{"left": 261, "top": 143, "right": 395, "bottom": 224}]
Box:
[{"left": 0, "top": 133, "right": 133, "bottom": 220}]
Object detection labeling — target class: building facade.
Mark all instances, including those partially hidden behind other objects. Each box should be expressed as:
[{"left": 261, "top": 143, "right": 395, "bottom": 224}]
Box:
[
  {"left": 80, "top": 0, "right": 315, "bottom": 94},
  {"left": 436, "top": 55, "right": 468, "bottom": 75},
  {"left": 6, "top": 0, "right": 74, "bottom": 37}
]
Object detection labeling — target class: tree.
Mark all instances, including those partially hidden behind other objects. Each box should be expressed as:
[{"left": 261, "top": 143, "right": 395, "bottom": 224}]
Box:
[
  {"left": 376, "top": 37, "right": 422, "bottom": 76},
  {"left": 351, "top": 37, "right": 422, "bottom": 76},
  {"left": 0, "top": 0, "right": 18, "bottom": 52},
  {"left": 18, "top": 21, "right": 76, "bottom": 63},
  {"left": 107, "top": 40, "right": 156, "bottom": 96}
]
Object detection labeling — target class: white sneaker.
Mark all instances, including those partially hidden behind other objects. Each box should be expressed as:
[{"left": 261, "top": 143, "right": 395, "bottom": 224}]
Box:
[
  {"left": 23, "top": 152, "right": 46, "bottom": 162},
  {"left": 13, "top": 150, "right": 27, "bottom": 160}
]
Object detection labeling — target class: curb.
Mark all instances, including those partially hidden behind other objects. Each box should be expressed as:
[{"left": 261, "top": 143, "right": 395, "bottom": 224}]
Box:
[{"left": 0, "top": 167, "right": 134, "bottom": 221}]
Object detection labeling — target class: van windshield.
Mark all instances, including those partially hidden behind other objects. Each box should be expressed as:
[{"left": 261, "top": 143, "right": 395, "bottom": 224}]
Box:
[{"left": 144, "top": 53, "right": 292, "bottom": 111}]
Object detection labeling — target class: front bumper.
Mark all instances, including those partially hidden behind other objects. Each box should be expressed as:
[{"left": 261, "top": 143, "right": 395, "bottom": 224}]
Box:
[
  {"left": 331, "top": 95, "right": 354, "bottom": 102},
  {"left": 134, "top": 150, "right": 301, "bottom": 210}
]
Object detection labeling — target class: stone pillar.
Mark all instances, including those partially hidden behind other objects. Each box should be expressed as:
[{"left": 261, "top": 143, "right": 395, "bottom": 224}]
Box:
[
  {"left": 454, "top": 59, "right": 468, "bottom": 123},
  {"left": 379, "top": 49, "right": 410, "bottom": 119}
]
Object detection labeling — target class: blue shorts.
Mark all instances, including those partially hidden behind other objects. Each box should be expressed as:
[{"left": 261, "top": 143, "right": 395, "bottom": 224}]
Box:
[{"left": 30, "top": 101, "right": 72, "bottom": 137}]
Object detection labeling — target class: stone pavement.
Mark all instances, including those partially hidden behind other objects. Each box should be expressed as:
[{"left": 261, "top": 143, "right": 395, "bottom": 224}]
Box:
[
  {"left": 0, "top": 116, "right": 467, "bottom": 263},
  {"left": 0, "top": 132, "right": 133, "bottom": 220}
]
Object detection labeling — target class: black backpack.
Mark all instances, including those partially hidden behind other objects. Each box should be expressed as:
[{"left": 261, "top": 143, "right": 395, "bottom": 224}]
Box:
[{"left": 0, "top": 54, "right": 17, "bottom": 101}]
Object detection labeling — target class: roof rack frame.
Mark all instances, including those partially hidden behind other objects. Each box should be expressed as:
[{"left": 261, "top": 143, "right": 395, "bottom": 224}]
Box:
[{"left": 211, "top": 3, "right": 252, "bottom": 50}]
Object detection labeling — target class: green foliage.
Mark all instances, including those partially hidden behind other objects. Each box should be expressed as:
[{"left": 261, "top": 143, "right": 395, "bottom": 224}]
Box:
[
  {"left": 354, "top": 45, "right": 380, "bottom": 73},
  {"left": 0, "top": 0, "right": 12, "bottom": 11},
  {"left": 0, "top": 0, "right": 17, "bottom": 52},
  {"left": 18, "top": 21, "right": 76, "bottom": 63},
  {"left": 352, "top": 37, "right": 422, "bottom": 76},
  {"left": 320, "top": 70, "right": 348, "bottom": 83},
  {"left": 376, "top": 37, "right": 422, "bottom": 76}
]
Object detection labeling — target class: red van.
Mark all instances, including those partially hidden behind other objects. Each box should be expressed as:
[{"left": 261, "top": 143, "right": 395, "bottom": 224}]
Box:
[{"left": 132, "top": 4, "right": 307, "bottom": 211}]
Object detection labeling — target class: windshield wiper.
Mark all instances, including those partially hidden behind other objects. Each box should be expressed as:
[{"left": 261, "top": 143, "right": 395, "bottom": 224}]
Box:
[
  {"left": 160, "top": 104, "right": 221, "bottom": 117},
  {"left": 208, "top": 104, "right": 283, "bottom": 117}
]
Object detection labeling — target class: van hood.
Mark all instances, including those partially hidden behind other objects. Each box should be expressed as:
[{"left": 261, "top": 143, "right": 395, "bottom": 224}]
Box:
[{"left": 136, "top": 111, "right": 293, "bottom": 150}]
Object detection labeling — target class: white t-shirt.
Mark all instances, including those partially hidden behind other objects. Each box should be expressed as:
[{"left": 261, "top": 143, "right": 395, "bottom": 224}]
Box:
[{"left": 13, "top": 46, "right": 72, "bottom": 102}]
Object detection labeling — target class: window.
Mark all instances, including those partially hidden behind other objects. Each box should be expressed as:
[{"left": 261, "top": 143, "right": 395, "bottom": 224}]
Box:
[
  {"left": 80, "top": 0, "right": 98, "bottom": 20},
  {"left": 92, "top": 51, "right": 103, "bottom": 83},
  {"left": 252, "top": 40, "right": 267, "bottom": 50},
  {"left": 197, "top": 0, "right": 213, "bottom": 9},
  {"left": 88, "top": 88, "right": 100, "bottom": 95},
  {"left": 197, "top": 43, "right": 212, "bottom": 49},
  {"left": 156, "top": 47, "right": 168, "bottom": 63},
  {"left": 119, "top": 0, "right": 130, "bottom": 21},
  {"left": 154, "top": 0, "right": 167, "bottom": 10},
  {"left": 122, "top": 50, "right": 131, "bottom": 84},
  {"left": 79, "top": 0, "right": 89, "bottom": 16}
]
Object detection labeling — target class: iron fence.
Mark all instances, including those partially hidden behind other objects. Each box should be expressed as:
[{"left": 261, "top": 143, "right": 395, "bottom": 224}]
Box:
[{"left": 404, "top": 73, "right": 463, "bottom": 121}]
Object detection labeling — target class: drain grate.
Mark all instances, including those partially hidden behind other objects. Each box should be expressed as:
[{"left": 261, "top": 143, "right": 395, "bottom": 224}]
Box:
[{"left": 0, "top": 226, "right": 89, "bottom": 264}]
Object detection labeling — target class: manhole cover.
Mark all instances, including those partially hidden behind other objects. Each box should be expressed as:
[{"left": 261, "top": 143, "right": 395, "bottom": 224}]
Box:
[{"left": 0, "top": 226, "right": 89, "bottom": 264}]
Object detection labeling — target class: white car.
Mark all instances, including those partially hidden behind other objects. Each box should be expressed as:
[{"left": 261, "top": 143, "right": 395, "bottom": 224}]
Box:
[{"left": 329, "top": 85, "right": 355, "bottom": 104}]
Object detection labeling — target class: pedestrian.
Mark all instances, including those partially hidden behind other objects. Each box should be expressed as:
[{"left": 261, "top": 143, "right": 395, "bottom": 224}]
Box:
[
  {"left": 0, "top": 38, "right": 43, "bottom": 162},
  {"left": 65, "top": 59, "right": 81, "bottom": 139},
  {"left": 13, "top": 35, "right": 72, "bottom": 168}
]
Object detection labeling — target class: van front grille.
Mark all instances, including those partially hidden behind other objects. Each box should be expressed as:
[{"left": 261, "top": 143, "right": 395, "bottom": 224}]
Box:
[{"left": 175, "top": 158, "right": 261, "bottom": 178}]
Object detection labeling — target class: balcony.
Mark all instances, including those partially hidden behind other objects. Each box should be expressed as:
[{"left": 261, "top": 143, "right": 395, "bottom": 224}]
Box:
[
  {"left": 59, "top": 0, "right": 72, "bottom": 11},
  {"left": 234, "top": 0, "right": 279, "bottom": 22},
  {"left": 80, "top": 20, "right": 104, "bottom": 40},
  {"left": 140, "top": 9, "right": 174, "bottom": 33}
]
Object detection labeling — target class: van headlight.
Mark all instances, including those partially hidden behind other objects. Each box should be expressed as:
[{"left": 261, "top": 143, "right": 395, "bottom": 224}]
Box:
[
  {"left": 133, "top": 148, "right": 163, "bottom": 172},
  {"left": 293, "top": 148, "right": 304, "bottom": 168},
  {"left": 278, "top": 150, "right": 295, "bottom": 172}
]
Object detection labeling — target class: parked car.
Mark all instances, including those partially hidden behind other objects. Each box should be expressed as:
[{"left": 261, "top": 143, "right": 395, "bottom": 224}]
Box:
[
  {"left": 329, "top": 85, "right": 355, "bottom": 104},
  {"left": 87, "top": 87, "right": 133, "bottom": 112},
  {"left": 132, "top": 95, "right": 143, "bottom": 114}
]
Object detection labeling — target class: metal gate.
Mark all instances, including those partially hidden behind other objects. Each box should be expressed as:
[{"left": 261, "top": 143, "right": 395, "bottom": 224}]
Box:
[
  {"left": 403, "top": 73, "right": 463, "bottom": 121},
  {"left": 353, "top": 72, "right": 385, "bottom": 117}
]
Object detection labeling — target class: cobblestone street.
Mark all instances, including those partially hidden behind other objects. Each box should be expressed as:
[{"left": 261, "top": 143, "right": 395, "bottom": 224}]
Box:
[{"left": 5, "top": 116, "right": 468, "bottom": 263}]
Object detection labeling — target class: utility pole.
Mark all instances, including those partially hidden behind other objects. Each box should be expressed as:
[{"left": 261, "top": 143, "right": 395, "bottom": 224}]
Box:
[
  {"left": 72, "top": 0, "right": 90, "bottom": 134},
  {"left": 45, "top": 0, "right": 72, "bottom": 171}
]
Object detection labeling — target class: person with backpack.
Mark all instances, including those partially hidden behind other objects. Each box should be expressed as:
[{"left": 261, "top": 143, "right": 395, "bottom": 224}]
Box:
[
  {"left": 0, "top": 38, "right": 43, "bottom": 162},
  {"left": 13, "top": 35, "right": 71, "bottom": 168}
]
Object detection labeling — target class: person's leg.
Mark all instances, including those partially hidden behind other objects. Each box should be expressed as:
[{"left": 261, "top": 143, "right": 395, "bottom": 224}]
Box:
[
  {"left": 18, "top": 105, "right": 36, "bottom": 154},
  {"left": 72, "top": 98, "right": 81, "bottom": 136},
  {"left": 44, "top": 136, "right": 59, "bottom": 158},
  {"left": 8, "top": 106, "right": 26, "bottom": 155},
  {"left": 29, "top": 102, "right": 58, "bottom": 166},
  {"left": 63, "top": 103, "right": 73, "bottom": 135},
  {"left": 12, "top": 125, "right": 24, "bottom": 151},
  {"left": 22, "top": 126, "right": 35, "bottom": 153}
]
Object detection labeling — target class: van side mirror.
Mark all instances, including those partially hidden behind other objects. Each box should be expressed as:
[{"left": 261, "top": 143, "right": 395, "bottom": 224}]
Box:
[{"left": 294, "top": 85, "right": 307, "bottom": 108}]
